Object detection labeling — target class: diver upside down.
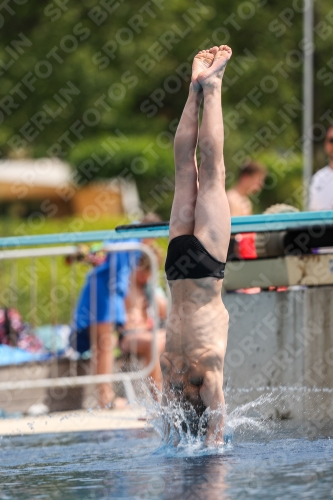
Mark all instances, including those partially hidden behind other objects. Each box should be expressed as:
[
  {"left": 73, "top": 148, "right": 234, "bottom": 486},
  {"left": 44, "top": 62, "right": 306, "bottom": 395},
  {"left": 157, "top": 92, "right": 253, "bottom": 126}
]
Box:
[{"left": 161, "top": 45, "right": 232, "bottom": 445}]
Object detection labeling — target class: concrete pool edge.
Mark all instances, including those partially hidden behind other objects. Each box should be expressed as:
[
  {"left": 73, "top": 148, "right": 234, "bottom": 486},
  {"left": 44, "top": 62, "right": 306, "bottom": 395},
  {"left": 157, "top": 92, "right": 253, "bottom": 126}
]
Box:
[{"left": 0, "top": 408, "right": 149, "bottom": 436}]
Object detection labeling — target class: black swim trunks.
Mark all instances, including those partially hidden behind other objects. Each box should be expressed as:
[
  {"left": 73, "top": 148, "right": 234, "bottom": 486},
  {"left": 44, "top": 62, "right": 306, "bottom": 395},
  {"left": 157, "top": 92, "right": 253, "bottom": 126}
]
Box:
[{"left": 165, "top": 235, "right": 225, "bottom": 280}]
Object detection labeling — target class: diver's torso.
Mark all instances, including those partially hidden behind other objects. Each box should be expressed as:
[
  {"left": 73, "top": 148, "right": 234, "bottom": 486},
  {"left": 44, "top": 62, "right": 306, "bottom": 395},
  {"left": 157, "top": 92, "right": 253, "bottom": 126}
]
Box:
[{"left": 164, "top": 277, "right": 228, "bottom": 358}]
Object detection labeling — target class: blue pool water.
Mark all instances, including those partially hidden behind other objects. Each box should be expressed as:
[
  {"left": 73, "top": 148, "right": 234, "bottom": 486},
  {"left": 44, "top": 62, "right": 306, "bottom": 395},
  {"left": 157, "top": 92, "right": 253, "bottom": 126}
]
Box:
[{"left": 1, "top": 420, "right": 333, "bottom": 499}]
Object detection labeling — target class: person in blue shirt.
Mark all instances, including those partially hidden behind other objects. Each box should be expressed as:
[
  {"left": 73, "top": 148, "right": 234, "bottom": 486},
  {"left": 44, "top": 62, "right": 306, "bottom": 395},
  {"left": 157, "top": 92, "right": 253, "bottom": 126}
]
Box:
[
  {"left": 71, "top": 213, "right": 163, "bottom": 408},
  {"left": 71, "top": 241, "right": 139, "bottom": 408}
]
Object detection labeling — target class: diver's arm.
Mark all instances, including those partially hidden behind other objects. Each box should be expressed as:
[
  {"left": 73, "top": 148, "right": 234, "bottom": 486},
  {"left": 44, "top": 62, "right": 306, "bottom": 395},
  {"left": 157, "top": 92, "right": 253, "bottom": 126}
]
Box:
[{"left": 200, "top": 370, "right": 225, "bottom": 445}]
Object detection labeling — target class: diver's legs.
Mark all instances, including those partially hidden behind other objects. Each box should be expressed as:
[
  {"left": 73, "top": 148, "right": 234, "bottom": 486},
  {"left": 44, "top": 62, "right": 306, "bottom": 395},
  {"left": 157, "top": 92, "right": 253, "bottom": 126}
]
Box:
[
  {"left": 194, "top": 45, "right": 232, "bottom": 263},
  {"left": 169, "top": 84, "right": 202, "bottom": 241}
]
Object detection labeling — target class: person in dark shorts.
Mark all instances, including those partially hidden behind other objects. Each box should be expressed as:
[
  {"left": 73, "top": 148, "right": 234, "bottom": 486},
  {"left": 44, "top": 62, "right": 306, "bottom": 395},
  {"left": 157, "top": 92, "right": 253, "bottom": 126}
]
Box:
[{"left": 160, "top": 45, "right": 232, "bottom": 445}]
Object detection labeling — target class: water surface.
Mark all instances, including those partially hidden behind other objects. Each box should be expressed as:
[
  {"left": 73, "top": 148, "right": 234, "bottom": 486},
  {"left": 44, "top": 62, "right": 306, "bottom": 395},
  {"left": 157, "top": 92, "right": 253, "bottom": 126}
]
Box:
[{"left": 1, "top": 420, "right": 333, "bottom": 499}]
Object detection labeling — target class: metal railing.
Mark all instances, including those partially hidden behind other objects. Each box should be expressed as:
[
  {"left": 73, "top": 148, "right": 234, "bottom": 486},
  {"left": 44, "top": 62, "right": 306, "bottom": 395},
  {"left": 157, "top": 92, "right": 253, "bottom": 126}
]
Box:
[{"left": 0, "top": 236, "right": 159, "bottom": 399}]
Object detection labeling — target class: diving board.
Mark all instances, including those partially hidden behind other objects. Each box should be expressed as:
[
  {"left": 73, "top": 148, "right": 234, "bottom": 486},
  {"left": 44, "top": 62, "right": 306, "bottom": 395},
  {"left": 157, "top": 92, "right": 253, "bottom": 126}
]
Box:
[
  {"left": 0, "top": 211, "right": 332, "bottom": 248},
  {"left": 116, "top": 210, "right": 333, "bottom": 236}
]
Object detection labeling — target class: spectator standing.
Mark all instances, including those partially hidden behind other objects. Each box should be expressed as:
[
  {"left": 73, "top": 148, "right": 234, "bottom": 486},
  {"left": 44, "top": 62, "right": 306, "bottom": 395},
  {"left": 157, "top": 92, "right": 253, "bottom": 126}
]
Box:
[
  {"left": 309, "top": 125, "right": 333, "bottom": 211},
  {"left": 71, "top": 240, "right": 139, "bottom": 409},
  {"left": 226, "top": 161, "right": 266, "bottom": 216},
  {"left": 70, "top": 213, "right": 163, "bottom": 409}
]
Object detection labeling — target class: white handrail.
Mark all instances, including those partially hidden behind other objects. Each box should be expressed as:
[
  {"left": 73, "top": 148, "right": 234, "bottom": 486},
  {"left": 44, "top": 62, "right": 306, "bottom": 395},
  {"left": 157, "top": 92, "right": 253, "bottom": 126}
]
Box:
[{"left": 0, "top": 246, "right": 77, "bottom": 260}]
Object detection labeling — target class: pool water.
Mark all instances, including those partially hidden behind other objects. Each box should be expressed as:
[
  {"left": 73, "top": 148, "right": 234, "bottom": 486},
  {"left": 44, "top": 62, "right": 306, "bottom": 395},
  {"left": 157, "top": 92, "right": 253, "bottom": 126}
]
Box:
[{"left": 1, "top": 420, "right": 333, "bottom": 500}]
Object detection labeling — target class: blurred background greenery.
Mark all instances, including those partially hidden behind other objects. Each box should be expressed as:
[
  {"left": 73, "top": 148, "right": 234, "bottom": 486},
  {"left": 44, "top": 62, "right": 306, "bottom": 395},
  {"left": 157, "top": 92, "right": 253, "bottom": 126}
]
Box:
[
  {"left": 0, "top": 0, "right": 332, "bottom": 218},
  {"left": 0, "top": 1, "right": 332, "bottom": 324}
]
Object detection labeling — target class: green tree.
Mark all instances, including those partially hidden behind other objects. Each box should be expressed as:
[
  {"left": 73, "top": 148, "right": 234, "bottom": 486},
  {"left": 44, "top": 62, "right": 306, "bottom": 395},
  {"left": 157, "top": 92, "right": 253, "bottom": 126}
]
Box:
[{"left": 0, "top": 0, "right": 331, "bottom": 215}]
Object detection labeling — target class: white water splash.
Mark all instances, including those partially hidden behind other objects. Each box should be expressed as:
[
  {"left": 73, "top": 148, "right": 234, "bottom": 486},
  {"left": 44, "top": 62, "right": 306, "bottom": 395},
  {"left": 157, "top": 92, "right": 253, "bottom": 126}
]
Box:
[
  {"left": 133, "top": 380, "right": 280, "bottom": 456},
  {"left": 134, "top": 380, "right": 333, "bottom": 455}
]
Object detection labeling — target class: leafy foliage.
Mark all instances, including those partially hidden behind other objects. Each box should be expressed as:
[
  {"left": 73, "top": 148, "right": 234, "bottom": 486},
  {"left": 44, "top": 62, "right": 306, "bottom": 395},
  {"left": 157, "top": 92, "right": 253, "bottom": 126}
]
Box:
[{"left": 0, "top": 1, "right": 332, "bottom": 215}]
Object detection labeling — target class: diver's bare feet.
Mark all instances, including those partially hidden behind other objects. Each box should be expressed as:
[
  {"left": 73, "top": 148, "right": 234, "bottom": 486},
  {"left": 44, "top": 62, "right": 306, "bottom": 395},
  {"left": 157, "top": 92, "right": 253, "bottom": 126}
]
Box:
[
  {"left": 191, "top": 49, "right": 215, "bottom": 92},
  {"left": 197, "top": 45, "right": 232, "bottom": 88}
]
